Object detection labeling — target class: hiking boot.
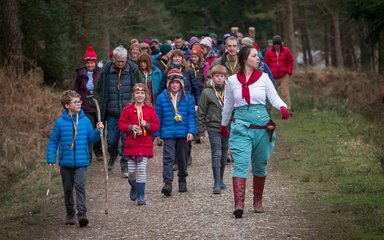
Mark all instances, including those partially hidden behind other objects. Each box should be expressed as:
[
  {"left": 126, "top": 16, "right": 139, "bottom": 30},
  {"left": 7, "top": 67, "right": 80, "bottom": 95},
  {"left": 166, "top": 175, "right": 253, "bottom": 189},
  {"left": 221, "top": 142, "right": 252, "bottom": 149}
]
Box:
[
  {"left": 178, "top": 177, "right": 187, "bottom": 192},
  {"left": 107, "top": 156, "right": 117, "bottom": 171},
  {"left": 121, "top": 165, "right": 129, "bottom": 178},
  {"left": 173, "top": 163, "right": 178, "bottom": 171},
  {"left": 77, "top": 212, "right": 89, "bottom": 227},
  {"left": 161, "top": 182, "right": 172, "bottom": 197},
  {"left": 96, "top": 154, "right": 103, "bottom": 161},
  {"left": 65, "top": 210, "right": 75, "bottom": 225}
]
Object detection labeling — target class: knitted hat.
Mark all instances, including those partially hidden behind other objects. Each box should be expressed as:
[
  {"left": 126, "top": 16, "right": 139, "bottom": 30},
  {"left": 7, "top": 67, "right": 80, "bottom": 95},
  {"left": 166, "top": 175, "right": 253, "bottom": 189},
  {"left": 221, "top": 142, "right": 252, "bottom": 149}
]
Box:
[
  {"left": 83, "top": 46, "right": 97, "bottom": 63},
  {"left": 272, "top": 35, "right": 282, "bottom": 45},
  {"left": 190, "top": 45, "right": 203, "bottom": 59},
  {"left": 200, "top": 37, "right": 212, "bottom": 49},
  {"left": 159, "top": 44, "right": 172, "bottom": 56},
  {"left": 150, "top": 38, "right": 159, "bottom": 44},
  {"left": 130, "top": 42, "right": 142, "bottom": 51},
  {"left": 140, "top": 42, "right": 150, "bottom": 50},
  {"left": 209, "top": 33, "right": 217, "bottom": 40},
  {"left": 189, "top": 36, "right": 200, "bottom": 47},
  {"left": 167, "top": 68, "right": 185, "bottom": 89},
  {"left": 241, "top": 37, "right": 255, "bottom": 47},
  {"left": 143, "top": 39, "right": 151, "bottom": 45},
  {"left": 210, "top": 65, "right": 227, "bottom": 78}
]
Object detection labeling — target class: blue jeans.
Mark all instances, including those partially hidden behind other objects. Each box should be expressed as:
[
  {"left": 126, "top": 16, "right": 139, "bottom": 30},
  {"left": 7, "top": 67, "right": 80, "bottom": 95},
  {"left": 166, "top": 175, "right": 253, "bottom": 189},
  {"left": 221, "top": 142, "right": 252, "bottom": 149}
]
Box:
[
  {"left": 162, "top": 138, "right": 188, "bottom": 182},
  {"left": 106, "top": 114, "right": 127, "bottom": 167},
  {"left": 60, "top": 167, "right": 87, "bottom": 213},
  {"left": 208, "top": 131, "right": 228, "bottom": 168}
]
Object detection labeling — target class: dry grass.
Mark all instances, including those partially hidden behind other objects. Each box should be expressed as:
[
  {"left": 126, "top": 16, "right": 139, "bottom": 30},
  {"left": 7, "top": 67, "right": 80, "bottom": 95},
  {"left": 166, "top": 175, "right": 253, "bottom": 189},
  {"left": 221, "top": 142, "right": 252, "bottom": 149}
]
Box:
[
  {"left": 293, "top": 67, "right": 384, "bottom": 117},
  {"left": 0, "top": 67, "right": 61, "bottom": 183}
]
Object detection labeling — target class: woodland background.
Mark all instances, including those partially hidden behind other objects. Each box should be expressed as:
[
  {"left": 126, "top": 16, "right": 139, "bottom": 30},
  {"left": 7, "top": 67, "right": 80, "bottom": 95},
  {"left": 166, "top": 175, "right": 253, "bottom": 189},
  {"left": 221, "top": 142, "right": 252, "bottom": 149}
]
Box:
[{"left": 1, "top": 0, "right": 384, "bottom": 85}]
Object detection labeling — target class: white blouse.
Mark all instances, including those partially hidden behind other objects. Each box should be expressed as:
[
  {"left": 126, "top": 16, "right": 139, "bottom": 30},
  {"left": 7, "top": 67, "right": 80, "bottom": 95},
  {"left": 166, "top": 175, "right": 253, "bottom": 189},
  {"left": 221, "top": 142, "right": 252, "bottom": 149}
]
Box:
[{"left": 221, "top": 73, "right": 287, "bottom": 126}]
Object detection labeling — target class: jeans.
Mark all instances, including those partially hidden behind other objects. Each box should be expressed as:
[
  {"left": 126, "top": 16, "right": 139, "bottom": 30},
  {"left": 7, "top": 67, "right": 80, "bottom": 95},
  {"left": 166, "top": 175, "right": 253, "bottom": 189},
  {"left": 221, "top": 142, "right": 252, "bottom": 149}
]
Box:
[
  {"left": 106, "top": 114, "right": 127, "bottom": 167},
  {"left": 60, "top": 167, "right": 87, "bottom": 213},
  {"left": 208, "top": 131, "right": 228, "bottom": 168},
  {"left": 163, "top": 138, "right": 188, "bottom": 182}
]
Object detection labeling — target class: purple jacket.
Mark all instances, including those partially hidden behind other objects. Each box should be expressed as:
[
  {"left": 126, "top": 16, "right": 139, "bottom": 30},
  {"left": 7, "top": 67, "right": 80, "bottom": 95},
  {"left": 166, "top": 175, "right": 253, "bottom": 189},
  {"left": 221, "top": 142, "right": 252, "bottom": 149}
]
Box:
[{"left": 73, "top": 66, "right": 101, "bottom": 113}]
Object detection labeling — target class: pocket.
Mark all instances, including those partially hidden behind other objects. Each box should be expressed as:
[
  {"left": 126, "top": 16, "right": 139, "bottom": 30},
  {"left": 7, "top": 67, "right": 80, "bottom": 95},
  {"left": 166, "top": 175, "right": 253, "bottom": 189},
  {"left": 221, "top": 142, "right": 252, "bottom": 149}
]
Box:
[{"left": 230, "top": 122, "right": 247, "bottom": 137}]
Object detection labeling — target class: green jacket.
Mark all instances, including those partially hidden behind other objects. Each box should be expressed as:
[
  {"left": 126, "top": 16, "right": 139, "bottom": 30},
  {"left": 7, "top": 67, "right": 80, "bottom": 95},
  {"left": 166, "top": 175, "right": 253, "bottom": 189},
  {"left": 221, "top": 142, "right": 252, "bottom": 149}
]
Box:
[
  {"left": 196, "top": 84, "right": 225, "bottom": 137},
  {"left": 207, "top": 53, "right": 240, "bottom": 81}
]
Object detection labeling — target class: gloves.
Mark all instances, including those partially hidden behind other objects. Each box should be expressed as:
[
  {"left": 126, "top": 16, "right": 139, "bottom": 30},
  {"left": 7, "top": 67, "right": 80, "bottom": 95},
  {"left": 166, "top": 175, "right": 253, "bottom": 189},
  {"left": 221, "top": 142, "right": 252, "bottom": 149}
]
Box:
[
  {"left": 220, "top": 126, "right": 230, "bottom": 139},
  {"left": 280, "top": 106, "right": 290, "bottom": 120}
]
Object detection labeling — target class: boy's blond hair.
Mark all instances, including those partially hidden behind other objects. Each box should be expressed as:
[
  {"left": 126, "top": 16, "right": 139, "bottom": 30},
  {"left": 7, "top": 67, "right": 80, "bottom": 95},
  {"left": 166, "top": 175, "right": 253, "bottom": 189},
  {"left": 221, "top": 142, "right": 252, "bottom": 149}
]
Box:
[
  {"left": 61, "top": 90, "right": 80, "bottom": 108},
  {"left": 132, "top": 83, "right": 149, "bottom": 103},
  {"left": 210, "top": 65, "right": 227, "bottom": 78}
]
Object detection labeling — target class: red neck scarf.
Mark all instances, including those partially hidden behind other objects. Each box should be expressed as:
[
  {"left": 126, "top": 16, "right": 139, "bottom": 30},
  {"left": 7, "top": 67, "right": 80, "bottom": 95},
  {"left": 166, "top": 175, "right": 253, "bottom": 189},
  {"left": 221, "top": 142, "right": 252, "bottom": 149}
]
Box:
[{"left": 236, "top": 69, "right": 262, "bottom": 105}]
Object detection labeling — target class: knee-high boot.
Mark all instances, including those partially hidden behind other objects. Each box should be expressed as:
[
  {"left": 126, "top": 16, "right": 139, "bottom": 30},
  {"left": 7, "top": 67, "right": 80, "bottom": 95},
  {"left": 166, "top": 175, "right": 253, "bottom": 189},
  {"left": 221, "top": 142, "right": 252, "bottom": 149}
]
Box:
[
  {"left": 128, "top": 179, "right": 137, "bottom": 201},
  {"left": 253, "top": 176, "right": 266, "bottom": 213},
  {"left": 220, "top": 165, "right": 226, "bottom": 189},
  {"left": 137, "top": 182, "right": 146, "bottom": 205},
  {"left": 212, "top": 167, "right": 221, "bottom": 194},
  {"left": 233, "top": 177, "right": 246, "bottom": 218}
]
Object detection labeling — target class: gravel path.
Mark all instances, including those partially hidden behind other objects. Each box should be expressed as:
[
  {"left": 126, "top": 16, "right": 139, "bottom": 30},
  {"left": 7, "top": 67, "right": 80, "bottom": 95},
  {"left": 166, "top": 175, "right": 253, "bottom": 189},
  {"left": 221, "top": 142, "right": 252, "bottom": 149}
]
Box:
[{"left": 30, "top": 138, "right": 317, "bottom": 239}]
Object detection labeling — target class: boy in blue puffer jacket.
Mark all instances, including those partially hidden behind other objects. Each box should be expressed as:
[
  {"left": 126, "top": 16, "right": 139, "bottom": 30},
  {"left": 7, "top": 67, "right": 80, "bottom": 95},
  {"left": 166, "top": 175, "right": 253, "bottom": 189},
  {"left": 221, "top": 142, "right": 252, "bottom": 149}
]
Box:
[
  {"left": 154, "top": 68, "right": 196, "bottom": 197},
  {"left": 47, "top": 90, "right": 104, "bottom": 227}
]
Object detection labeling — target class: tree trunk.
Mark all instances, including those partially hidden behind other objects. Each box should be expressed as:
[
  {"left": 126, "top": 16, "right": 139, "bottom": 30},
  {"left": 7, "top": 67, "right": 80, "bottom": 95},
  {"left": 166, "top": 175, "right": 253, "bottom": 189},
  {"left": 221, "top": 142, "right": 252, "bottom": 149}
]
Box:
[
  {"left": 324, "top": 22, "right": 329, "bottom": 67},
  {"left": 286, "top": 0, "right": 297, "bottom": 68},
  {"left": 332, "top": 12, "right": 344, "bottom": 69},
  {"left": 2, "top": 0, "right": 23, "bottom": 74},
  {"left": 378, "top": 31, "right": 384, "bottom": 75}
]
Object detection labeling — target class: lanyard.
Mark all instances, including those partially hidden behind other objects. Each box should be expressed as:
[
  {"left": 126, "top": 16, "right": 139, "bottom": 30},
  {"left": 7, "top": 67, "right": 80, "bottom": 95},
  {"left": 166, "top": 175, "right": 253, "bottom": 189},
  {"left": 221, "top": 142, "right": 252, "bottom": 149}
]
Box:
[
  {"left": 70, "top": 113, "right": 79, "bottom": 150},
  {"left": 117, "top": 69, "right": 122, "bottom": 92},
  {"left": 170, "top": 92, "right": 178, "bottom": 113},
  {"left": 135, "top": 104, "right": 147, "bottom": 137},
  {"left": 161, "top": 60, "right": 167, "bottom": 68},
  {"left": 212, "top": 85, "right": 225, "bottom": 108},
  {"left": 227, "top": 56, "right": 238, "bottom": 75},
  {"left": 191, "top": 64, "right": 198, "bottom": 79}
]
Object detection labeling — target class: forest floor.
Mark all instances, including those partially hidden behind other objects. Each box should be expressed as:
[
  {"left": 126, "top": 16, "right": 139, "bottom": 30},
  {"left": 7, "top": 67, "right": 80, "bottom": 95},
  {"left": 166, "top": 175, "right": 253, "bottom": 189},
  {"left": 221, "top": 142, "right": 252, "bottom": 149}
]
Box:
[{"left": 26, "top": 130, "right": 319, "bottom": 240}]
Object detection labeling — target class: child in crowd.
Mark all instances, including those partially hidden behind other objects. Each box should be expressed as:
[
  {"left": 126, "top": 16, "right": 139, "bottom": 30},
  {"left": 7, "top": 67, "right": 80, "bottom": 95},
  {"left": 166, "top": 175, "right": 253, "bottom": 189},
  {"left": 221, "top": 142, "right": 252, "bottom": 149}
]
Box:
[
  {"left": 118, "top": 83, "right": 159, "bottom": 205},
  {"left": 197, "top": 65, "right": 228, "bottom": 194},
  {"left": 154, "top": 68, "right": 196, "bottom": 196},
  {"left": 46, "top": 90, "right": 104, "bottom": 227}
]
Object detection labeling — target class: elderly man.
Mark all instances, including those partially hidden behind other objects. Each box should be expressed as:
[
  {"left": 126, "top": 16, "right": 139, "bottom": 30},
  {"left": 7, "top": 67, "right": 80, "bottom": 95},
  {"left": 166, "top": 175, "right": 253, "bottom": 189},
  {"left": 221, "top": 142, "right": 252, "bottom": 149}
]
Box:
[{"left": 94, "top": 45, "right": 138, "bottom": 178}]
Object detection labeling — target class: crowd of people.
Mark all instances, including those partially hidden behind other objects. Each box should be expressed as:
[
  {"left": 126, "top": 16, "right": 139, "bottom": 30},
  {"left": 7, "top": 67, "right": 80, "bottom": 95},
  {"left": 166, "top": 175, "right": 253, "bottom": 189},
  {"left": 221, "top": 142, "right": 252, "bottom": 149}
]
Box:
[{"left": 46, "top": 31, "right": 294, "bottom": 227}]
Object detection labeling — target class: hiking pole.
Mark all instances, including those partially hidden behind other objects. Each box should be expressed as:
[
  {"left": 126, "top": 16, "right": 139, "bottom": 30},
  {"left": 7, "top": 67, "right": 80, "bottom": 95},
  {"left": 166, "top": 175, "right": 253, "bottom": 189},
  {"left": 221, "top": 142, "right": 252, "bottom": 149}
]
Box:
[
  {"left": 93, "top": 98, "right": 109, "bottom": 214},
  {"left": 46, "top": 165, "right": 54, "bottom": 196}
]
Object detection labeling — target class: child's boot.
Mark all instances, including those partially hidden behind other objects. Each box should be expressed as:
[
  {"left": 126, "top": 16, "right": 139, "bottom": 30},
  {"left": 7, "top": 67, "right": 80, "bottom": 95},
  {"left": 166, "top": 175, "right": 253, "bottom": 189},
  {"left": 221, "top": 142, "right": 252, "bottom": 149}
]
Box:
[
  {"left": 107, "top": 156, "right": 117, "bottom": 171},
  {"left": 212, "top": 167, "right": 221, "bottom": 194},
  {"left": 65, "top": 209, "right": 75, "bottom": 225},
  {"left": 161, "top": 181, "right": 172, "bottom": 196},
  {"left": 178, "top": 176, "right": 187, "bottom": 192},
  {"left": 137, "top": 182, "right": 146, "bottom": 205},
  {"left": 77, "top": 212, "right": 89, "bottom": 227},
  {"left": 128, "top": 179, "right": 137, "bottom": 201}
]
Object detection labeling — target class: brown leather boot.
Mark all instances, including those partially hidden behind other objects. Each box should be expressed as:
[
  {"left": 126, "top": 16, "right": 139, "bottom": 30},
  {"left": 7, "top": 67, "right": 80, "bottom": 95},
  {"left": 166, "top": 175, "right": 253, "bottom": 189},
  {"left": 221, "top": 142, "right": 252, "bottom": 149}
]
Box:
[
  {"left": 253, "top": 176, "right": 266, "bottom": 213},
  {"left": 233, "top": 177, "right": 246, "bottom": 218}
]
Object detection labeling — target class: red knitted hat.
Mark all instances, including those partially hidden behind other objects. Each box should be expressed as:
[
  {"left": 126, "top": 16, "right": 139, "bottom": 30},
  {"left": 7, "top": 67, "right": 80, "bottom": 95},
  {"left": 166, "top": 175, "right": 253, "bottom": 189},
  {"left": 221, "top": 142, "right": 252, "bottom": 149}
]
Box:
[
  {"left": 190, "top": 45, "right": 203, "bottom": 60},
  {"left": 83, "top": 46, "right": 97, "bottom": 63},
  {"left": 167, "top": 68, "right": 184, "bottom": 88}
]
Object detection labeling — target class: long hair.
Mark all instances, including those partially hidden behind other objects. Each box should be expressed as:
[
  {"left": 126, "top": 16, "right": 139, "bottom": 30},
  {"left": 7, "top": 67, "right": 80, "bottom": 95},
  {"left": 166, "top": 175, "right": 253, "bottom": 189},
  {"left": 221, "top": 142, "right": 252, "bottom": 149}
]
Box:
[
  {"left": 137, "top": 53, "right": 152, "bottom": 73},
  {"left": 166, "top": 49, "right": 190, "bottom": 72}
]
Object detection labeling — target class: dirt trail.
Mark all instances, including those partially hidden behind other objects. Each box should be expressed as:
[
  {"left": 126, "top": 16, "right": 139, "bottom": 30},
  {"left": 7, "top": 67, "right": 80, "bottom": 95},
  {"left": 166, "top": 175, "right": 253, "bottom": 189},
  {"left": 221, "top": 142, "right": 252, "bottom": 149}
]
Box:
[{"left": 29, "top": 138, "right": 317, "bottom": 239}]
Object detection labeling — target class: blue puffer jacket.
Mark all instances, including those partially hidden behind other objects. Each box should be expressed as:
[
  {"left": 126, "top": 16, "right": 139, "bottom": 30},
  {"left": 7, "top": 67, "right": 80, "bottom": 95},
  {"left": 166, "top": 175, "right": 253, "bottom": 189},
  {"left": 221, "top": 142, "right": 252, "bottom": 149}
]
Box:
[
  {"left": 154, "top": 89, "right": 196, "bottom": 139},
  {"left": 46, "top": 110, "right": 100, "bottom": 168}
]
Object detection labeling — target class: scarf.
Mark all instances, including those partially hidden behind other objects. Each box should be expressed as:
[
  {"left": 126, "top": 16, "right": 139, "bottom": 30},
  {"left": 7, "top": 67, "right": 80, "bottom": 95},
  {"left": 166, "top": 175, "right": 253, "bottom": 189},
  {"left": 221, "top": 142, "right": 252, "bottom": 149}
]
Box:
[{"left": 236, "top": 69, "right": 262, "bottom": 106}]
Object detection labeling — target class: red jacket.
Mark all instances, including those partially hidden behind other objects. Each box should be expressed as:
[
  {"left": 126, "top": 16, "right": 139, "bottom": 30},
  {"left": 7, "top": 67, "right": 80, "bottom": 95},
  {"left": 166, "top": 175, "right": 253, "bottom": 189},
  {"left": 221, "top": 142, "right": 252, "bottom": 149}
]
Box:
[
  {"left": 118, "top": 103, "right": 160, "bottom": 158},
  {"left": 264, "top": 46, "right": 293, "bottom": 79}
]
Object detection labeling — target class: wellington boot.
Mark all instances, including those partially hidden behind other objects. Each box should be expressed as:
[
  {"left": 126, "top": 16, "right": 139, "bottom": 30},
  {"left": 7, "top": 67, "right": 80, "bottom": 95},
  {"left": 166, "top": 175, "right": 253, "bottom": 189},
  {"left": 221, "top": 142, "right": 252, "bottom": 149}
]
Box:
[{"left": 253, "top": 176, "right": 266, "bottom": 213}]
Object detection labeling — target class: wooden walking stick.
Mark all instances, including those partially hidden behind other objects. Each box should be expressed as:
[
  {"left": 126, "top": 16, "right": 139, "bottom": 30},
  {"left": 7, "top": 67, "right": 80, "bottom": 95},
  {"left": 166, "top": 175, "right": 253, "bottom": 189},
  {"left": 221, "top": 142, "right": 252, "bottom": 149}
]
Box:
[
  {"left": 93, "top": 98, "right": 109, "bottom": 214},
  {"left": 46, "top": 166, "right": 54, "bottom": 196}
]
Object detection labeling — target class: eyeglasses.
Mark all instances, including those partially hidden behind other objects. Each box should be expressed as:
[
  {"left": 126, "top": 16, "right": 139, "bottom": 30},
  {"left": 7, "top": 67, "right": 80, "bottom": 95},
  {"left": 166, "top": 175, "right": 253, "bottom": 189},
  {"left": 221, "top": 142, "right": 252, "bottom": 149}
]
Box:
[{"left": 71, "top": 100, "right": 82, "bottom": 105}]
